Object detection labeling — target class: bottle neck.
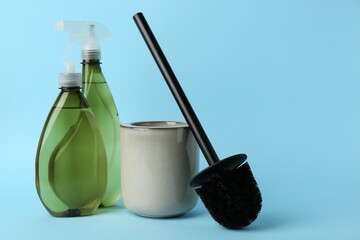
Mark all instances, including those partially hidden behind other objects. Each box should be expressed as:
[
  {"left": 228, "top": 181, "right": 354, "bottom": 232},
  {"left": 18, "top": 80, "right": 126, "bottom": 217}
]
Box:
[
  {"left": 81, "top": 59, "right": 103, "bottom": 75},
  {"left": 81, "top": 59, "right": 102, "bottom": 66},
  {"left": 60, "top": 86, "right": 81, "bottom": 92},
  {"left": 55, "top": 86, "right": 89, "bottom": 109},
  {"left": 82, "top": 59, "right": 106, "bottom": 84}
]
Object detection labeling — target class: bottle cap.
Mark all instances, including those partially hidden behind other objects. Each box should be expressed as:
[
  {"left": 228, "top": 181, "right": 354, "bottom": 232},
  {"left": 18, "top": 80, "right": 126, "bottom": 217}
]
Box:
[
  {"left": 59, "top": 62, "right": 82, "bottom": 87},
  {"left": 81, "top": 24, "right": 101, "bottom": 60}
]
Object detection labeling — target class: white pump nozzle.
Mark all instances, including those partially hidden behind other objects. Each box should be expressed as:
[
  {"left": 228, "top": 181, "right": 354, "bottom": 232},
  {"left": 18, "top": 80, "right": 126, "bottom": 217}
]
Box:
[
  {"left": 65, "top": 61, "right": 76, "bottom": 73},
  {"left": 59, "top": 61, "right": 82, "bottom": 87},
  {"left": 55, "top": 20, "right": 112, "bottom": 61}
]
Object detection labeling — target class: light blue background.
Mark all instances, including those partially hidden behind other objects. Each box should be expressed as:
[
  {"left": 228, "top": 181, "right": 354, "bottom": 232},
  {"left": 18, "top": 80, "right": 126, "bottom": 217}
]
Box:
[{"left": 1, "top": 0, "right": 359, "bottom": 239}]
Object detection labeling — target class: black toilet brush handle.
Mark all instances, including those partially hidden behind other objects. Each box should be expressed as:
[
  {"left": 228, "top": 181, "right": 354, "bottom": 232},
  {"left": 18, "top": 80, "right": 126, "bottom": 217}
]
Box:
[{"left": 133, "top": 12, "right": 219, "bottom": 165}]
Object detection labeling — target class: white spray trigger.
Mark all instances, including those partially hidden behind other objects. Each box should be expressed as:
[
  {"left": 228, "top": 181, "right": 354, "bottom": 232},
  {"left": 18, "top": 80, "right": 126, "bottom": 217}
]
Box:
[{"left": 55, "top": 20, "right": 112, "bottom": 61}]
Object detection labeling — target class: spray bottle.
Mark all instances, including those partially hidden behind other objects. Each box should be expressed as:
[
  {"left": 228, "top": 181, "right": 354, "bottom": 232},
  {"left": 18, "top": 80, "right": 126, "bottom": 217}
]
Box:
[
  {"left": 55, "top": 21, "right": 121, "bottom": 207},
  {"left": 35, "top": 62, "right": 107, "bottom": 216}
]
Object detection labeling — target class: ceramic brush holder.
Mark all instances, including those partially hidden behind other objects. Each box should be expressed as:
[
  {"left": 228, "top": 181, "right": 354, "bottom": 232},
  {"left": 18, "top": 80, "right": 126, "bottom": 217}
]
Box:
[{"left": 120, "top": 121, "right": 199, "bottom": 218}]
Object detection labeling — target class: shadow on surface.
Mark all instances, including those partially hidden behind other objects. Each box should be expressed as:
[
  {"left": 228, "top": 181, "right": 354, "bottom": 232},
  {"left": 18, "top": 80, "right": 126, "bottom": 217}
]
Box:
[
  {"left": 95, "top": 202, "right": 126, "bottom": 215},
  {"left": 130, "top": 206, "right": 207, "bottom": 220},
  {"left": 177, "top": 207, "right": 207, "bottom": 219},
  {"left": 243, "top": 212, "right": 296, "bottom": 231}
]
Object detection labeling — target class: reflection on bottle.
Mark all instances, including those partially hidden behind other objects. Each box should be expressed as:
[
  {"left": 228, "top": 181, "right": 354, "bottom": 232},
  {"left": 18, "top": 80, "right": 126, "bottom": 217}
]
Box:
[{"left": 48, "top": 111, "right": 107, "bottom": 215}]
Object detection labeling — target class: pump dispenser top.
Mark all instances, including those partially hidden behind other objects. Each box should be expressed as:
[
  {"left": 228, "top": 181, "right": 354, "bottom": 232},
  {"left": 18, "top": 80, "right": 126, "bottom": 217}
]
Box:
[
  {"left": 59, "top": 62, "right": 81, "bottom": 87},
  {"left": 55, "top": 20, "right": 112, "bottom": 61}
]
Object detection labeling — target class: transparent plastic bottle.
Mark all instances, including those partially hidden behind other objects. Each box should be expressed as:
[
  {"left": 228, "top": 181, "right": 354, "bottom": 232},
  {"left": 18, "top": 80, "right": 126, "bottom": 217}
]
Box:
[
  {"left": 82, "top": 58, "right": 121, "bottom": 207},
  {"left": 35, "top": 62, "right": 107, "bottom": 217}
]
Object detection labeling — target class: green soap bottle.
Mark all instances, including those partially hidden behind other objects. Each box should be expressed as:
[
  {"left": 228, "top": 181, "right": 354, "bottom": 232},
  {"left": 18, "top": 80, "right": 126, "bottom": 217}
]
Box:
[
  {"left": 56, "top": 20, "right": 121, "bottom": 207},
  {"left": 35, "top": 62, "right": 107, "bottom": 217}
]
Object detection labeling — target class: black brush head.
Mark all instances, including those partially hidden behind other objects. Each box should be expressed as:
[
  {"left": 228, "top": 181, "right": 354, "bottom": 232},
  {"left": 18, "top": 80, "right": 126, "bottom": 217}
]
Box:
[{"left": 194, "top": 160, "right": 262, "bottom": 229}]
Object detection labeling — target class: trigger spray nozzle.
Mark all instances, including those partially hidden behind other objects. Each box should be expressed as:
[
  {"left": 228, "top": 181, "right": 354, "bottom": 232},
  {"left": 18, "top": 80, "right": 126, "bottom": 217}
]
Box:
[{"left": 55, "top": 20, "right": 112, "bottom": 61}]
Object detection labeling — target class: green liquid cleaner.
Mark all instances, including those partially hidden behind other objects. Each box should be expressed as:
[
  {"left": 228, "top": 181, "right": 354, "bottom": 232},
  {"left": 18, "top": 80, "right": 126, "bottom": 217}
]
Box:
[{"left": 35, "top": 62, "right": 107, "bottom": 217}]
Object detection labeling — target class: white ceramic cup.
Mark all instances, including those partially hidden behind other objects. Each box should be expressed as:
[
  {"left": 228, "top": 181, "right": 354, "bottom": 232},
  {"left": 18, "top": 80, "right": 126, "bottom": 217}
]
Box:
[{"left": 120, "top": 121, "right": 199, "bottom": 218}]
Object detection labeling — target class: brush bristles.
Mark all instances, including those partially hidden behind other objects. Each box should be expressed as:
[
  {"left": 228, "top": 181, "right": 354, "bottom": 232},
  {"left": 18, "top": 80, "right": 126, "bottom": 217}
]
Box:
[{"left": 196, "top": 162, "right": 262, "bottom": 229}]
